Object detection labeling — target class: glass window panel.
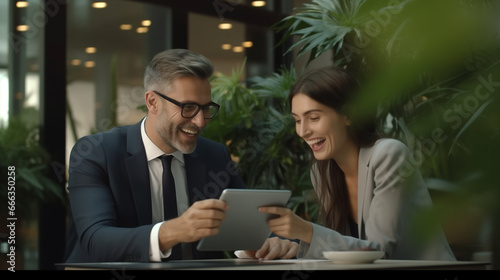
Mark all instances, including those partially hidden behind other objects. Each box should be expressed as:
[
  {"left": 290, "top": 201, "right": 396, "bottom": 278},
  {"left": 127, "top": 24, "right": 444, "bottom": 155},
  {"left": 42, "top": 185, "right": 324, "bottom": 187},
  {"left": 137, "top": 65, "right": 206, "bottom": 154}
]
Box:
[
  {"left": 1, "top": 0, "right": 43, "bottom": 127},
  {"left": 0, "top": 0, "right": 8, "bottom": 127},
  {"left": 1, "top": 0, "right": 44, "bottom": 270},
  {"left": 66, "top": 0, "right": 171, "bottom": 159}
]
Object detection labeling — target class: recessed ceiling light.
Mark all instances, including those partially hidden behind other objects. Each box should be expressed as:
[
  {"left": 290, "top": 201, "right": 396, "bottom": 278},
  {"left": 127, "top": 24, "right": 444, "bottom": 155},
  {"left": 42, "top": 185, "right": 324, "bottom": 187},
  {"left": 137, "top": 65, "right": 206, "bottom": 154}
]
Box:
[
  {"left": 16, "top": 1, "right": 29, "bottom": 8},
  {"left": 16, "top": 25, "right": 29, "bottom": 32},
  {"left": 136, "top": 27, "right": 148, "bottom": 33},
  {"left": 221, "top": 44, "right": 232, "bottom": 50},
  {"left": 84, "top": 61, "right": 95, "bottom": 68},
  {"left": 251, "top": 1, "right": 266, "bottom": 7},
  {"left": 92, "top": 2, "right": 107, "bottom": 8},
  {"left": 85, "top": 47, "right": 97, "bottom": 54},
  {"left": 120, "top": 24, "right": 132, "bottom": 30},
  {"left": 29, "top": 64, "right": 39, "bottom": 71},
  {"left": 242, "top": 41, "right": 253, "bottom": 48},
  {"left": 141, "top": 20, "right": 151, "bottom": 27},
  {"left": 233, "top": 46, "right": 244, "bottom": 53},
  {"left": 218, "top": 23, "right": 232, "bottom": 30},
  {"left": 71, "top": 59, "right": 82, "bottom": 66}
]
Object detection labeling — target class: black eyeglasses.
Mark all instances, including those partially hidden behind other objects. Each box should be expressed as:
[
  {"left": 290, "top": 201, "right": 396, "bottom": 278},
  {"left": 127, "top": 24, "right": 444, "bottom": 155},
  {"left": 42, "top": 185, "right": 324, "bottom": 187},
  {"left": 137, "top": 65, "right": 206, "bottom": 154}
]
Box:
[{"left": 153, "top": 90, "right": 220, "bottom": 119}]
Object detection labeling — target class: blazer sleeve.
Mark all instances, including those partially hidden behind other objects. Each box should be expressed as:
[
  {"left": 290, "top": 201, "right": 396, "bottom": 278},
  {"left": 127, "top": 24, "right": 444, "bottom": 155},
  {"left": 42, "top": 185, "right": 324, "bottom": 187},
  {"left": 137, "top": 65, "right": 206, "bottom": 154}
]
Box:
[
  {"left": 297, "top": 224, "right": 381, "bottom": 259},
  {"left": 296, "top": 163, "right": 381, "bottom": 259},
  {"left": 361, "top": 139, "right": 419, "bottom": 259},
  {"left": 363, "top": 139, "right": 455, "bottom": 260},
  {"left": 67, "top": 133, "right": 153, "bottom": 262}
]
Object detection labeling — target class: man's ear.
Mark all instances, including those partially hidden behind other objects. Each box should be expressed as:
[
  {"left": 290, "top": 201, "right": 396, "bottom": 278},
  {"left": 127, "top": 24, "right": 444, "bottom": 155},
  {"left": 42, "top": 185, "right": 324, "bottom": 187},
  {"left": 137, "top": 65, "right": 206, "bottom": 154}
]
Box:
[{"left": 145, "top": 91, "right": 159, "bottom": 114}]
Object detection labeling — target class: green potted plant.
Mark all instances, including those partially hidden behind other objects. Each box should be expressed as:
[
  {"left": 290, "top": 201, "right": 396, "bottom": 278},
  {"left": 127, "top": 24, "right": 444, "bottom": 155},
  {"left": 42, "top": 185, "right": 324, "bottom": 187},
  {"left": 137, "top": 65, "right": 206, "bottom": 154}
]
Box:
[
  {"left": 274, "top": 0, "right": 500, "bottom": 262},
  {"left": 0, "top": 109, "right": 66, "bottom": 269},
  {"left": 0, "top": 111, "right": 65, "bottom": 215}
]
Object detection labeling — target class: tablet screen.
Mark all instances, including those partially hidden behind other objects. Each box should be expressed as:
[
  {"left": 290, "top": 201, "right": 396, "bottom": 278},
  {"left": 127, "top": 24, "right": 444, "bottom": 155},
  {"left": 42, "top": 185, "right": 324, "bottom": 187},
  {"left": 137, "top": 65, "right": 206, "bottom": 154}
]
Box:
[{"left": 196, "top": 189, "right": 291, "bottom": 251}]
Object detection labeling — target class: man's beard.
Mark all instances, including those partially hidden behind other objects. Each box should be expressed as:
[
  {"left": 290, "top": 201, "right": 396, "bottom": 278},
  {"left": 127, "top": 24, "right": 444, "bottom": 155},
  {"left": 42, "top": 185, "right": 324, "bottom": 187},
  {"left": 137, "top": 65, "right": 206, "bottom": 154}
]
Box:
[{"left": 156, "top": 116, "right": 198, "bottom": 154}]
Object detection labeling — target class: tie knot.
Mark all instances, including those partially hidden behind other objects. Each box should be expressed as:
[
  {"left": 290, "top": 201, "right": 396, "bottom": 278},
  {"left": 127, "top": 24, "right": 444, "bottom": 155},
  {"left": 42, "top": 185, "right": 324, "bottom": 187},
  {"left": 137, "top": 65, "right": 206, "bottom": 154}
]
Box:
[{"left": 160, "top": 155, "right": 173, "bottom": 168}]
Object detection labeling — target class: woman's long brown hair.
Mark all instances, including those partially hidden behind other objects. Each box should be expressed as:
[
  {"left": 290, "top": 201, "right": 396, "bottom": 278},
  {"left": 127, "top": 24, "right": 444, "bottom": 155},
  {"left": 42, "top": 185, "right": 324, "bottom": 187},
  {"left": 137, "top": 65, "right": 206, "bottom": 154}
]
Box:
[{"left": 289, "top": 66, "right": 380, "bottom": 233}]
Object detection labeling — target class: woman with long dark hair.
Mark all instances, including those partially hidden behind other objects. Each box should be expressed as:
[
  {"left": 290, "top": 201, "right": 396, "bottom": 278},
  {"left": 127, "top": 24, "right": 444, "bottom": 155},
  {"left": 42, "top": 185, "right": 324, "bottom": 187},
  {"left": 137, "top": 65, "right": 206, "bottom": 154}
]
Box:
[{"left": 257, "top": 66, "right": 456, "bottom": 260}]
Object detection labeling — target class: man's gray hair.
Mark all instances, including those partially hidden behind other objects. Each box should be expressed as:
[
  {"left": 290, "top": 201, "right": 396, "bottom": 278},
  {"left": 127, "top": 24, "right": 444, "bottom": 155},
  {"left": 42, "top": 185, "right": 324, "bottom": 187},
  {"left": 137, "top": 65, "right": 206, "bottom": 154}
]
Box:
[{"left": 144, "top": 49, "right": 214, "bottom": 92}]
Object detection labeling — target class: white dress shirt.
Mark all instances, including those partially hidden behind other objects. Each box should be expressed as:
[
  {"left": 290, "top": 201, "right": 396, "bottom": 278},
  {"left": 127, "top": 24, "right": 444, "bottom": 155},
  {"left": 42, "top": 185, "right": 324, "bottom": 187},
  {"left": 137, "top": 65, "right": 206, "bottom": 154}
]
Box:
[{"left": 140, "top": 118, "right": 190, "bottom": 262}]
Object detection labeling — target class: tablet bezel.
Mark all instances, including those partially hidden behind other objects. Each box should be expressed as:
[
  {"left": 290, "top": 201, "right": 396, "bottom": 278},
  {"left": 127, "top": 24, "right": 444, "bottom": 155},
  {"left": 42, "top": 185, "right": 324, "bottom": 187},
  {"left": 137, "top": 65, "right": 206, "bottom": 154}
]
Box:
[{"left": 196, "top": 188, "right": 291, "bottom": 251}]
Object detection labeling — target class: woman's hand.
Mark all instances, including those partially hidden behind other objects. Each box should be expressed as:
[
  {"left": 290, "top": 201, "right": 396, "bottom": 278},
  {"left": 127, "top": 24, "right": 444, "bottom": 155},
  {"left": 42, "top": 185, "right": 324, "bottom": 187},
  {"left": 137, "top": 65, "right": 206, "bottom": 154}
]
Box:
[
  {"left": 243, "top": 236, "right": 298, "bottom": 260},
  {"left": 259, "top": 206, "right": 313, "bottom": 243}
]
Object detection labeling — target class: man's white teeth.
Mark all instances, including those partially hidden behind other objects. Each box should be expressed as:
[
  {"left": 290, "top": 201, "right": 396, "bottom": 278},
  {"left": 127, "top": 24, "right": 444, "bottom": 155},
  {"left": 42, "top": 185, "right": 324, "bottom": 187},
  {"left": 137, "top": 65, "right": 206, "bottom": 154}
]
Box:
[
  {"left": 306, "top": 138, "right": 324, "bottom": 145},
  {"left": 181, "top": 128, "right": 197, "bottom": 135}
]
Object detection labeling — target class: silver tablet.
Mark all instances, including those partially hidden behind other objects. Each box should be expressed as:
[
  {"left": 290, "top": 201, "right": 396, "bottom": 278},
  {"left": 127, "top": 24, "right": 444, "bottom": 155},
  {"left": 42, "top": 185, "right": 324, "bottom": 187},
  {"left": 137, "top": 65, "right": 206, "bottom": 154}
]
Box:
[{"left": 196, "top": 188, "right": 292, "bottom": 251}]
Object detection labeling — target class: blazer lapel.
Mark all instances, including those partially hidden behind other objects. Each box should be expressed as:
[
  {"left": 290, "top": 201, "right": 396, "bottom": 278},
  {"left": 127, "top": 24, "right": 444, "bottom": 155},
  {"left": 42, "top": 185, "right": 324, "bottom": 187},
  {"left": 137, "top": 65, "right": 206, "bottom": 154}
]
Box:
[
  {"left": 124, "top": 121, "right": 152, "bottom": 225},
  {"left": 357, "top": 140, "right": 380, "bottom": 237}
]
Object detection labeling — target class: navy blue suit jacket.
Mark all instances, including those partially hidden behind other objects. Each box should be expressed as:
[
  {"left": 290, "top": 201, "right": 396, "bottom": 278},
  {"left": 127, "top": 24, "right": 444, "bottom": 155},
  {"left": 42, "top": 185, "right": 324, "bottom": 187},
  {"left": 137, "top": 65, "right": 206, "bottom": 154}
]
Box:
[{"left": 64, "top": 120, "right": 245, "bottom": 262}]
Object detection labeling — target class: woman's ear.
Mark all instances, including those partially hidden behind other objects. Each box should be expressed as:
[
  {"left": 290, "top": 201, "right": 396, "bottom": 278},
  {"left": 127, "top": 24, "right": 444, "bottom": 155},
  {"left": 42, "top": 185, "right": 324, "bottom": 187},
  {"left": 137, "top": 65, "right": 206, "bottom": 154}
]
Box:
[{"left": 345, "top": 116, "right": 352, "bottom": 126}]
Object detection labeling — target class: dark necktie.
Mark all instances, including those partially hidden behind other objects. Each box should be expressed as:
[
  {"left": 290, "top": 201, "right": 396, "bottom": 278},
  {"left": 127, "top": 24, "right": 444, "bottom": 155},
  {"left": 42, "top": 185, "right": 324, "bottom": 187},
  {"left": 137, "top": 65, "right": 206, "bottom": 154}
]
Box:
[{"left": 160, "top": 155, "right": 182, "bottom": 260}]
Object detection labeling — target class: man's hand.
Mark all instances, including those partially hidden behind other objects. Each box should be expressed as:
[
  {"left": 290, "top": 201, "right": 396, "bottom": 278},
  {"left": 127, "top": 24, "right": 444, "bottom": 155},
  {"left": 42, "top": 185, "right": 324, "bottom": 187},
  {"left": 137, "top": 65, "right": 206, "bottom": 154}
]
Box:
[
  {"left": 243, "top": 237, "right": 298, "bottom": 260},
  {"left": 158, "top": 199, "right": 228, "bottom": 251}
]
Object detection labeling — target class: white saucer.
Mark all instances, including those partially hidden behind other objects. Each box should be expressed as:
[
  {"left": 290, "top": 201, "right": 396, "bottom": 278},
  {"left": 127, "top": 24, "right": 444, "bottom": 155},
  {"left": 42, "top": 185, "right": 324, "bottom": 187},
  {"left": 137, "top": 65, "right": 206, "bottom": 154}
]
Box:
[{"left": 323, "top": 251, "right": 384, "bottom": 264}]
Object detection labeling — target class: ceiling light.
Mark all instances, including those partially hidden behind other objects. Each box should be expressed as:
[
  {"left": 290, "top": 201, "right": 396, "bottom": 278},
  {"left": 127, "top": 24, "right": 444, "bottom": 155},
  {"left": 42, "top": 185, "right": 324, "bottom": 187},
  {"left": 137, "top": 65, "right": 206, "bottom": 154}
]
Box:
[
  {"left": 251, "top": 1, "right": 266, "bottom": 7},
  {"left": 242, "top": 41, "right": 253, "bottom": 48},
  {"left": 221, "top": 44, "right": 232, "bottom": 50},
  {"left": 16, "top": 1, "right": 29, "bottom": 8},
  {"left": 16, "top": 25, "right": 29, "bottom": 32},
  {"left": 136, "top": 27, "right": 148, "bottom": 33},
  {"left": 84, "top": 61, "right": 95, "bottom": 68},
  {"left": 29, "top": 64, "right": 39, "bottom": 71},
  {"left": 218, "top": 23, "right": 232, "bottom": 30},
  {"left": 232, "top": 46, "right": 244, "bottom": 53},
  {"left": 92, "top": 2, "right": 107, "bottom": 8},
  {"left": 71, "top": 59, "right": 82, "bottom": 66},
  {"left": 141, "top": 20, "right": 151, "bottom": 27},
  {"left": 120, "top": 24, "right": 132, "bottom": 30},
  {"left": 85, "top": 47, "right": 97, "bottom": 54}
]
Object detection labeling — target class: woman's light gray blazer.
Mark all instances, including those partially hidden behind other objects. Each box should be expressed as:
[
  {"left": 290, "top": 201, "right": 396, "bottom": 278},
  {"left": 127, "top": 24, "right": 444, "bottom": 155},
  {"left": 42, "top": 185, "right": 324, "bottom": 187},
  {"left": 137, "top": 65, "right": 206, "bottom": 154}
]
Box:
[{"left": 297, "top": 138, "right": 456, "bottom": 261}]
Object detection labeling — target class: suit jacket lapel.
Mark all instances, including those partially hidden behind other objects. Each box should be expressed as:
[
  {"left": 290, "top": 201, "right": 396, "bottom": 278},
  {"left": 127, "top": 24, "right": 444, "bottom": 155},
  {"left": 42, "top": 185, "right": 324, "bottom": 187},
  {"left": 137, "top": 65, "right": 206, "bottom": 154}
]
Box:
[{"left": 124, "top": 120, "right": 152, "bottom": 225}]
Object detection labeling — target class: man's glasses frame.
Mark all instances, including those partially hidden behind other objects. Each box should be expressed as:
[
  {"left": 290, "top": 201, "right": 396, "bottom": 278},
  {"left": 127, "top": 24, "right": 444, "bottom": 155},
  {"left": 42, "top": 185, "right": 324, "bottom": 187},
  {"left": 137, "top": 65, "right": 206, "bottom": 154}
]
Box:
[{"left": 153, "top": 90, "right": 220, "bottom": 119}]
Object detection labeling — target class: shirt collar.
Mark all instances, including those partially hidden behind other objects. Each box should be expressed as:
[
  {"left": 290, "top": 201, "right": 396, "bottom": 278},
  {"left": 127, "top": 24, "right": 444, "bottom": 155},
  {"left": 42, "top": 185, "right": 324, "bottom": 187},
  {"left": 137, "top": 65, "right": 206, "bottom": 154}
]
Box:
[{"left": 140, "top": 117, "right": 185, "bottom": 164}]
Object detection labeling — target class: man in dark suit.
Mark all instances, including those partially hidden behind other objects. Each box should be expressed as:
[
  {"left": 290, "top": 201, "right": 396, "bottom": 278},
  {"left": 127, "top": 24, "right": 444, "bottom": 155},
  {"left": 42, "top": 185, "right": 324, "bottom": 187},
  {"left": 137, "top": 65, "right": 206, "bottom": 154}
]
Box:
[{"left": 64, "top": 49, "right": 297, "bottom": 263}]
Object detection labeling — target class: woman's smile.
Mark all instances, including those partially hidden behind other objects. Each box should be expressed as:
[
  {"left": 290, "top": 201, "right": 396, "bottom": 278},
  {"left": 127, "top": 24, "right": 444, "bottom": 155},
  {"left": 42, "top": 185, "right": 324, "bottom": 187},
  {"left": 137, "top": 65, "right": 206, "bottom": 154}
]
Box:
[{"left": 306, "top": 138, "right": 326, "bottom": 151}]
